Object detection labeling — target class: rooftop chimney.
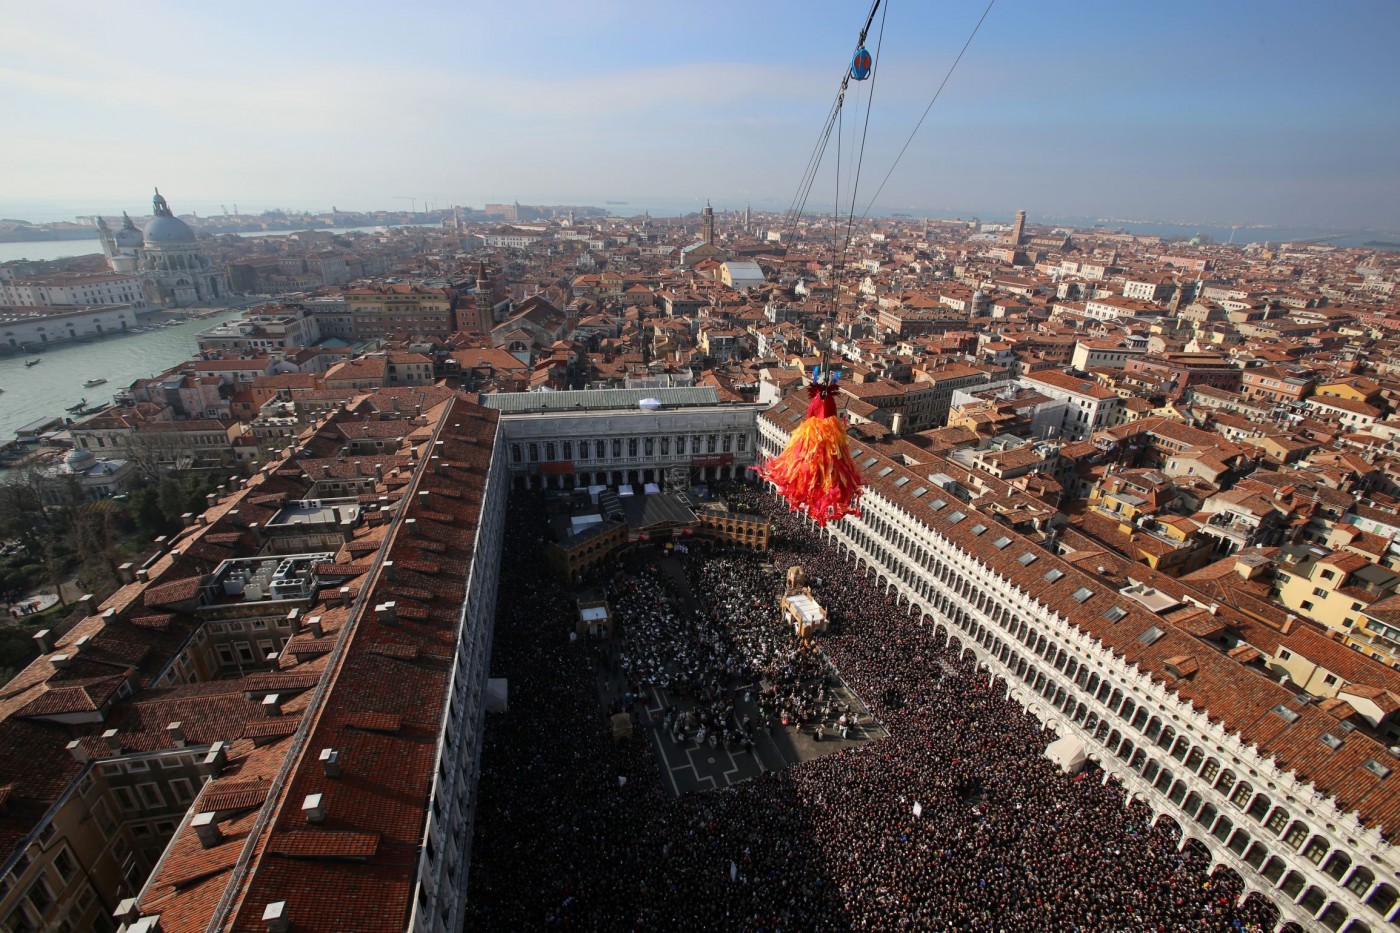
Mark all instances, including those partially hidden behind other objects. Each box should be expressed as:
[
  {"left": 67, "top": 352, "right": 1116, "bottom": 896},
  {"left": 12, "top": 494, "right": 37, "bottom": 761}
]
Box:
[
  {"left": 66, "top": 739, "right": 90, "bottom": 764},
  {"left": 261, "top": 694, "right": 283, "bottom": 717},
  {"left": 33, "top": 628, "right": 53, "bottom": 653},
  {"left": 191, "top": 811, "right": 222, "bottom": 849},
  {"left": 319, "top": 747, "right": 342, "bottom": 778},
  {"left": 375, "top": 602, "right": 398, "bottom": 626},
  {"left": 102, "top": 729, "right": 122, "bottom": 753},
  {"left": 127, "top": 915, "right": 164, "bottom": 933},
  {"left": 136, "top": 568, "right": 150, "bottom": 583},
  {"left": 338, "top": 586, "right": 351, "bottom": 607},
  {"left": 118, "top": 562, "right": 136, "bottom": 584},
  {"left": 202, "top": 741, "right": 228, "bottom": 777},
  {"left": 113, "top": 898, "right": 141, "bottom": 924},
  {"left": 302, "top": 792, "right": 325, "bottom": 824},
  {"left": 77, "top": 594, "right": 95, "bottom": 615},
  {"left": 306, "top": 616, "right": 323, "bottom": 638},
  {"left": 262, "top": 901, "right": 291, "bottom": 933},
  {"left": 166, "top": 721, "right": 187, "bottom": 747}
]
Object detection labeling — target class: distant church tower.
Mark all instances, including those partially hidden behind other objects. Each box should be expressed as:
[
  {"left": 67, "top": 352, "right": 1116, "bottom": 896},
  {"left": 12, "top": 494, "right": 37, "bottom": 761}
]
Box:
[
  {"left": 473, "top": 262, "right": 495, "bottom": 336},
  {"left": 744, "top": 204, "right": 752, "bottom": 236},
  {"left": 1006, "top": 210, "right": 1026, "bottom": 246},
  {"left": 702, "top": 201, "right": 715, "bottom": 246}
]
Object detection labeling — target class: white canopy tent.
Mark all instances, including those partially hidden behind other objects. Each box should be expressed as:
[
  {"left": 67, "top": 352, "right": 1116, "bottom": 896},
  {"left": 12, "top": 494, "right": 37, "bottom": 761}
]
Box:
[{"left": 1044, "top": 735, "right": 1088, "bottom": 774}]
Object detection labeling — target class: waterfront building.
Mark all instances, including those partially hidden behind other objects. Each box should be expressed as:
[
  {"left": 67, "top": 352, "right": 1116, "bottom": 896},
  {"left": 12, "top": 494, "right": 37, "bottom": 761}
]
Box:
[
  {"left": 195, "top": 307, "right": 320, "bottom": 354},
  {"left": 0, "top": 303, "right": 145, "bottom": 349},
  {"left": 0, "top": 271, "right": 146, "bottom": 309},
  {"left": 757, "top": 390, "right": 1400, "bottom": 933}
]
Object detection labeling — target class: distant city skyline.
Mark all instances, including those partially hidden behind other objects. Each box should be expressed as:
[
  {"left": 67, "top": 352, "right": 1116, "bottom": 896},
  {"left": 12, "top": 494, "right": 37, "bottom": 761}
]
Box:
[{"left": 2, "top": 1, "right": 1398, "bottom": 229}]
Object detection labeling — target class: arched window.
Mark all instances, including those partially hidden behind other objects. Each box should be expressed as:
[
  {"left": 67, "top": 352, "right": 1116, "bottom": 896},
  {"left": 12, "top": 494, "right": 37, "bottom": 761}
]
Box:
[
  {"left": 1264, "top": 807, "right": 1289, "bottom": 835},
  {"left": 1229, "top": 782, "right": 1252, "bottom": 808},
  {"left": 1323, "top": 852, "right": 1352, "bottom": 882},
  {"left": 1345, "top": 865, "right": 1375, "bottom": 896},
  {"left": 1301, "top": 836, "right": 1329, "bottom": 865},
  {"left": 1200, "top": 758, "right": 1220, "bottom": 783},
  {"left": 1282, "top": 821, "right": 1310, "bottom": 850}
]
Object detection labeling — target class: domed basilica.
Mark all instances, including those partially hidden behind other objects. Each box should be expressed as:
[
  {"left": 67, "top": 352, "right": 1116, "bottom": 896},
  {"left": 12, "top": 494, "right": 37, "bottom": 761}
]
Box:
[{"left": 97, "top": 189, "right": 229, "bottom": 307}]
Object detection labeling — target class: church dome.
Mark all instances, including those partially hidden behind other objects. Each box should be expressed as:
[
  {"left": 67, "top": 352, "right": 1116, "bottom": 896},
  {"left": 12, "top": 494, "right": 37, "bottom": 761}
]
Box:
[
  {"left": 144, "top": 214, "right": 196, "bottom": 245},
  {"left": 64, "top": 447, "right": 97, "bottom": 473},
  {"left": 143, "top": 188, "right": 197, "bottom": 246}
]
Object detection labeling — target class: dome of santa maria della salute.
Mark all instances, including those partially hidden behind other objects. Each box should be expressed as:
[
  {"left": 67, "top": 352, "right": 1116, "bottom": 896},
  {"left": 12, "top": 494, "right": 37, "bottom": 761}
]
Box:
[
  {"left": 99, "top": 186, "right": 228, "bottom": 306},
  {"left": 142, "top": 188, "right": 197, "bottom": 245}
]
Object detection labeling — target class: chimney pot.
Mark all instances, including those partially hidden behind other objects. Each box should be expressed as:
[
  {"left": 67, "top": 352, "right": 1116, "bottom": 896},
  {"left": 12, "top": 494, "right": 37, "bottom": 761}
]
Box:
[
  {"left": 302, "top": 792, "right": 325, "bottom": 823},
  {"left": 319, "top": 747, "right": 342, "bottom": 778},
  {"left": 202, "top": 741, "right": 227, "bottom": 777},
  {"left": 191, "top": 811, "right": 222, "bottom": 848},
  {"left": 262, "top": 900, "right": 291, "bottom": 933},
  {"left": 166, "top": 721, "right": 187, "bottom": 746}
]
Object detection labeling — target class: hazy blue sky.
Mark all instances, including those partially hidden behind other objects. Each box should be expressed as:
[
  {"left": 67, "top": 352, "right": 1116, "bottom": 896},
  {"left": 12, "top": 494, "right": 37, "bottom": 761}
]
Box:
[{"left": 2, "top": 1, "right": 1397, "bottom": 228}]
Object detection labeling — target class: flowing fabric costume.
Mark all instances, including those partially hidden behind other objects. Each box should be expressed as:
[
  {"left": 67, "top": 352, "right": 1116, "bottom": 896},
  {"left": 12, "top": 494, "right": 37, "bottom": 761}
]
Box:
[{"left": 756, "top": 378, "right": 863, "bottom": 526}]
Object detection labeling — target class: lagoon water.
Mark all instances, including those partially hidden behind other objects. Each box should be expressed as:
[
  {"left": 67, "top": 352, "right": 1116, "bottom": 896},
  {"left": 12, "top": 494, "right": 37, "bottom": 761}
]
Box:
[{"left": 0, "top": 310, "right": 244, "bottom": 441}]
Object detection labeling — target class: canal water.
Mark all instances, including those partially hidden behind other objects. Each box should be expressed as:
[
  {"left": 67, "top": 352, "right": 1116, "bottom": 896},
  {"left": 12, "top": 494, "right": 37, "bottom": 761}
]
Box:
[{"left": 0, "top": 310, "right": 244, "bottom": 442}]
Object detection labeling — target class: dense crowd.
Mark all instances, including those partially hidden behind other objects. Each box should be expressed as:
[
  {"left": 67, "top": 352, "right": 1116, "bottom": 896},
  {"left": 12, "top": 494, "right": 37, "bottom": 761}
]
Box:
[{"left": 465, "top": 486, "right": 1285, "bottom": 932}]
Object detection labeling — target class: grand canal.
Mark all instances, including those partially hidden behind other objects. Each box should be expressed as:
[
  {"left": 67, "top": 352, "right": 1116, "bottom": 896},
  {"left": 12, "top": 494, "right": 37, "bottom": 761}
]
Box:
[{"left": 0, "top": 309, "right": 244, "bottom": 442}]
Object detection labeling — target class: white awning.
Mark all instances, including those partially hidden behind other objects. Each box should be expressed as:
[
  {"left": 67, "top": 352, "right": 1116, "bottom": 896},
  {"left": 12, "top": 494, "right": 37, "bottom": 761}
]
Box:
[{"left": 1044, "top": 735, "right": 1088, "bottom": 774}]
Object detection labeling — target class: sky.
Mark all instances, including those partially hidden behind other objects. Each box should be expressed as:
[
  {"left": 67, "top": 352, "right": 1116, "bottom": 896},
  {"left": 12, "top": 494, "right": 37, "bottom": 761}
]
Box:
[{"left": 2, "top": 0, "right": 1398, "bottom": 229}]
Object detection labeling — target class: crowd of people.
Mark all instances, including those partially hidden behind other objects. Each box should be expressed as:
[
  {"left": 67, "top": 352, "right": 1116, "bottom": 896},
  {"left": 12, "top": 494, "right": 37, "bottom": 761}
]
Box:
[{"left": 465, "top": 486, "right": 1287, "bottom": 932}]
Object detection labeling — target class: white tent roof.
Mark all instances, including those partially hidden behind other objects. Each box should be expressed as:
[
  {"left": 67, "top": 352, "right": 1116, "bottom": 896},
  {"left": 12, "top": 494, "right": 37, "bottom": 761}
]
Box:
[{"left": 1044, "top": 735, "right": 1088, "bottom": 774}]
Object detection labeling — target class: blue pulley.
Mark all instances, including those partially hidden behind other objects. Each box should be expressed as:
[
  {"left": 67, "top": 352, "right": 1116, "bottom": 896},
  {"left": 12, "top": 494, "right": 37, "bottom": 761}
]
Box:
[{"left": 851, "top": 47, "right": 872, "bottom": 80}]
